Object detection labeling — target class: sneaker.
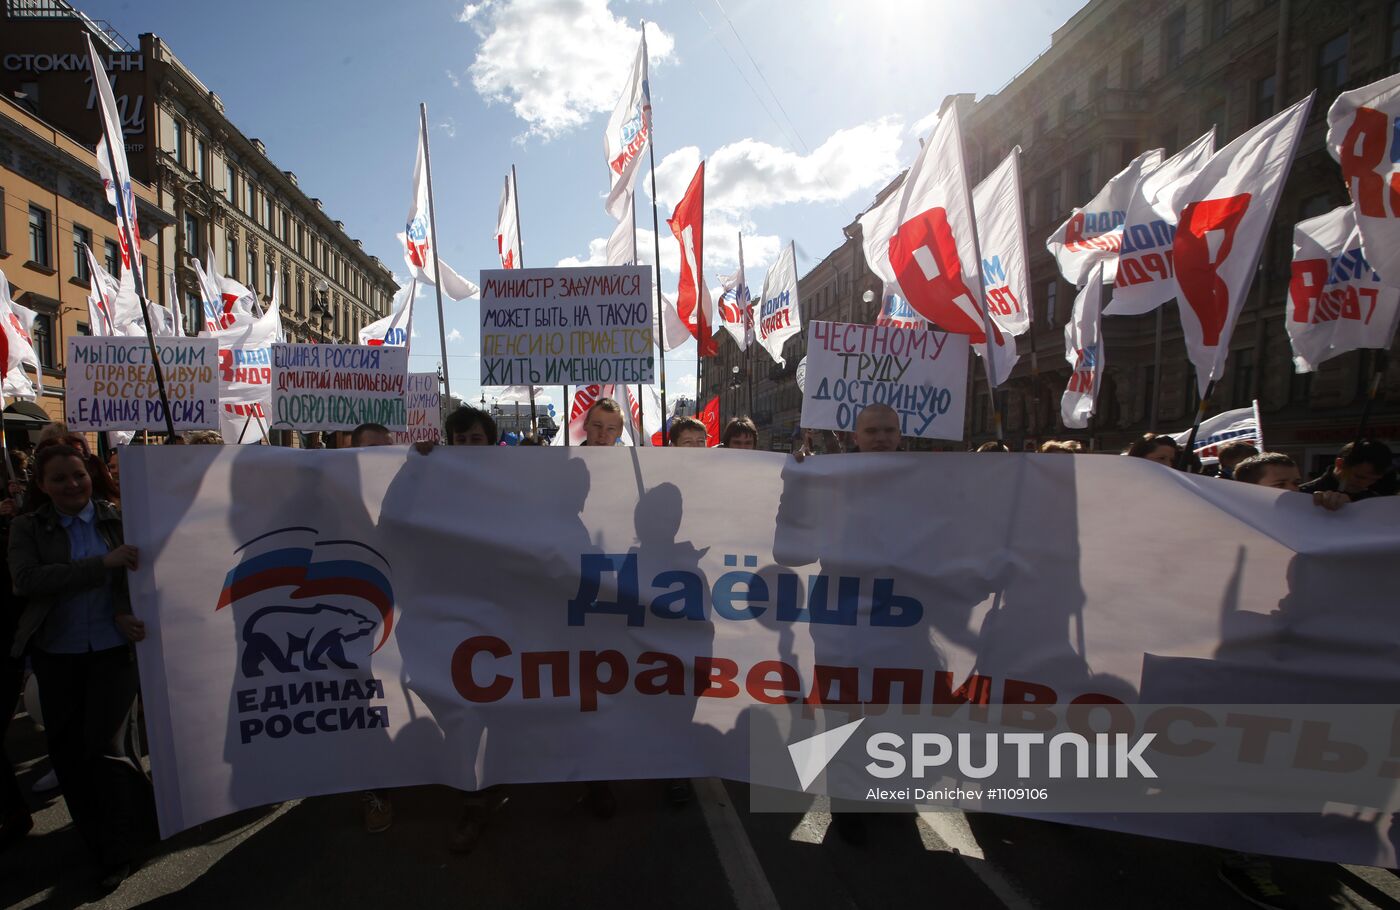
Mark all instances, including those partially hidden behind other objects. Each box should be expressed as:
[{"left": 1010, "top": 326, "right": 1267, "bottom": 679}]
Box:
[
  {"left": 362, "top": 790, "right": 392, "bottom": 833},
  {"left": 1217, "top": 854, "right": 1302, "bottom": 910},
  {"left": 665, "top": 779, "right": 692, "bottom": 807},
  {"left": 31, "top": 770, "right": 58, "bottom": 793},
  {"left": 583, "top": 781, "right": 616, "bottom": 819}
]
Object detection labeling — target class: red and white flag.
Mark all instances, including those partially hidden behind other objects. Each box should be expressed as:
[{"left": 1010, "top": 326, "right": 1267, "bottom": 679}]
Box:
[
  {"left": 1104, "top": 130, "right": 1217, "bottom": 317},
  {"left": 399, "top": 123, "right": 479, "bottom": 300},
  {"left": 971, "top": 148, "right": 1026, "bottom": 385},
  {"left": 1046, "top": 148, "right": 1162, "bottom": 287},
  {"left": 857, "top": 113, "right": 990, "bottom": 341},
  {"left": 875, "top": 284, "right": 925, "bottom": 329},
  {"left": 1172, "top": 94, "right": 1312, "bottom": 396},
  {"left": 203, "top": 272, "right": 285, "bottom": 444},
  {"left": 717, "top": 232, "right": 753, "bottom": 351},
  {"left": 1287, "top": 204, "right": 1400, "bottom": 372},
  {"left": 85, "top": 34, "right": 142, "bottom": 284},
  {"left": 604, "top": 37, "right": 653, "bottom": 222},
  {"left": 1327, "top": 71, "right": 1400, "bottom": 288},
  {"left": 497, "top": 170, "right": 521, "bottom": 269},
  {"left": 754, "top": 242, "right": 801, "bottom": 367},
  {"left": 359, "top": 280, "right": 416, "bottom": 350},
  {"left": 83, "top": 245, "right": 119, "bottom": 337},
  {"left": 1061, "top": 261, "right": 1106, "bottom": 429},
  {"left": 667, "top": 161, "right": 717, "bottom": 357}
]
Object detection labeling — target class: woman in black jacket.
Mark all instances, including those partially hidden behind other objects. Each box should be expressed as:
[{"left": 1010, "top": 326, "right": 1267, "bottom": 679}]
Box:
[{"left": 8, "top": 444, "right": 153, "bottom": 890}]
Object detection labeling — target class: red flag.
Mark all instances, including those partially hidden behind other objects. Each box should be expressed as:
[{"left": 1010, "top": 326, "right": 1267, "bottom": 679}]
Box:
[
  {"left": 667, "top": 162, "right": 717, "bottom": 357},
  {"left": 699, "top": 396, "right": 720, "bottom": 447}
]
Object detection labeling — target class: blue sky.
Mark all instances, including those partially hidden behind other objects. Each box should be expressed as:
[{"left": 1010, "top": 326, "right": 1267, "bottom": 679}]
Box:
[{"left": 82, "top": 0, "right": 1086, "bottom": 414}]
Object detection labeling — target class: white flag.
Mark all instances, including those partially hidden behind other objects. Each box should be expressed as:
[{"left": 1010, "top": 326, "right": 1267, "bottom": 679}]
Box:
[
  {"left": 1169, "top": 402, "right": 1262, "bottom": 464},
  {"left": 604, "top": 37, "right": 652, "bottom": 222},
  {"left": 204, "top": 272, "right": 284, "bottom": 444},
  {"left": 1287, "top": 204, "right": 1400, "bottom": 372},
  {"left": 654, "top": 289, "right": 688, "bottom": 353},
  {"left": 1046, "top": 148, "right": 1162, "bottom": 287},
  {"left": 0, "top": 269, "right": 40, "bottom": 378},
  {"left": 717, "top": 232, "right": 753, "bottom": 351},
  {"left": 857, "top": 113, "right": 990, "bottom": 340},
  {"left": 1172, "top": 94, "right": 1312, "bottom": 396},
  {"left": 1327, "top": 71, "right": 1400, "bottom": 288},
  {"left": 755, "top": 242, "right": 801, "bottom": 367},
  {"left": 606, "top": 202, "right": 638, "bottom": 266},
  {"left": 971, "top": 148, "right": 1026, "bottom": 387},
  {"left": 497, "top": 171, "right": 522, "bottom": 269},
  {"left": 359, "top": 281, "right": 415, "bottom": 350},
  {"left": 400, "top": 124, "right": 479, "bottom": 300},
  {"left": 1061, "top": 262, "right": 1105, "bottom": 430},
  {"left": 1103, "top": 130, "right": 1217, "bottom": 316},
  {"left": 2, "top": 368, "right": 36, "bottom": 402},
  {"left": 83, "top": 245, "right": 119, "bottom": 336},
  {"left": 86, "top": 33, "right": 142, "bottom": 284}
]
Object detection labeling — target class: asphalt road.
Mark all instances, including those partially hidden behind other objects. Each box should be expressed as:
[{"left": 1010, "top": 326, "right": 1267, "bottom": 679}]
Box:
[{"left": 5, "top": 709, "right": 1400, "bottom": 909}]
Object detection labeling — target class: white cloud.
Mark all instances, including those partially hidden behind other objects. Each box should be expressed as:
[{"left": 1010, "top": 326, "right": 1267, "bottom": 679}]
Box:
[
  {"left": 910, "top": 109, "right": 940, "bottom": 139},
  {"left": 446, "top": 328, "right": 464, "bottom": 342},
  {"left": 460, "top": 0, "right": 675, "bottom": 140},
  {"left": 646, "top": 118, "right": 905, "bottom": 215},
  {"left": 446, "top": 69, "right": 461, "bottom": 89},
  {"left": 556, "top": 237, "right": 610, "bottom": 268},
  {"left": 437, "top": 118, "right": 458, "bottom": 138}
]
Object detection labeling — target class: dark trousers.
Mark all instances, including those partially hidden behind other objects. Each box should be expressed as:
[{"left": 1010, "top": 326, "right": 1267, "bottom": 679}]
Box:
[
  {"left": 1, "top": 654, "right": 25, "bottom": 819},
  {"left": 31, "top": 646, "right": 154, "bottom": 866}
]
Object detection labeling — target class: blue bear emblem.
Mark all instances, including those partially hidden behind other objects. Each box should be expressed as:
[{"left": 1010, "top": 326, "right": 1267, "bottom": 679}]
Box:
[{"left": 241, "top": 604, "right": 376, "bottom": 677}]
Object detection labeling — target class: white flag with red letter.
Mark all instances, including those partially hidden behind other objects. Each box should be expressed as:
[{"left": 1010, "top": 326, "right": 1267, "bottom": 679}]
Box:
[
  {"left": 359, "top": 281, "right": 415, "bottom": 350},
  {"left": 717, "top": 232, "right": 753, "bottom": 351},
  {"left": 497, "top": 171, "right": 521, "bottom": 269},
  {"left": 203, "top": 272, "right": 284, "bottom": 444},
  {"left": 857, "top": 113, "right": 989, "bottom": 341},
  {"left": 1327, "top": 71, "right": 1400, "bottom": 288},
  {"left": 755, "top": 242, "right": 801, "bottom": 367},
  {"left": 667, "top": 161, "right": 716, "bottom": 357},
  {"left": 1287, "top": 204, "right": 1400, "bottom": 372},
  {"left": 1061, "top": 262, "right": 1105, "bottom": 429},
  {"left": 604, "top": 37, "right": 652, "bottom": 222},
  {"left": 399, "top": 127, "right": 479, "bottom": 300},
  {"left": 86, "top": 34, "right": 142, "bottom": 284},
  {"left": 971, "top": 148, "right": 1025, "bottom": 386},
  {"left": 1172, "top": 94, "right": 1312, "bottom": 396},
  {"left": 1104, "top": 130, "right": 1217, "bottom": 317},
  {"left": 1047, "top": 148, "right": 1162, "bottom": 287}
]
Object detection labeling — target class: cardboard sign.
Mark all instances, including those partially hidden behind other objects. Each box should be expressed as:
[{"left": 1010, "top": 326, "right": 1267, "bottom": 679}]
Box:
[
  {"left": 395, "top": 372, "right": 441, "bottom": 444},
  {"left": 479, "top": 266, "right": 653, "bottom": 386},
  {"left": 799, "top": 321, "right": 968, "bottom": 440},
  {"left": 66, "top": 336, "right": 218, "bottom": 431},
  {"left": 269, "top": 344, "right": 408, "bottom": 431}
]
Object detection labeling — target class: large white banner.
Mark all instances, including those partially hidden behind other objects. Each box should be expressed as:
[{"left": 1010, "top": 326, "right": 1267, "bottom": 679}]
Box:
[{"left": 123, "top": 448, "right": 1400, "bottom": 867}]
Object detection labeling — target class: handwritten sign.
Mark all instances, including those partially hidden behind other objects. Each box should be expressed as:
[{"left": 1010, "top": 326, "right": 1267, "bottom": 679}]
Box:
[
  {"left": 269, "top": 343, "right": 408, "bottom": 431},
  {"left": 479, "top": 266, "right": 653, "bottom": 386},
  {"left": 394, "top": 372, "right": 442, "bottom": 444},
  {"left": 66, "top": 336, "right": 218, "bottom": 431},
  {"left": 799, "top": 321, "right": 968, "bottom": 440}
]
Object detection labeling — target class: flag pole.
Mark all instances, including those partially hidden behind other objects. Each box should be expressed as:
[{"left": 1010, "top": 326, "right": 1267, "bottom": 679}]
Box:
[
  {"left": 951, "top": 112, "right": 1003, "bottom": 443},
  {"left": 630, "top": 195, "right": 646, "bottom": 445},
  {"left": 419, "top": 103, "right": 452, "bottom": 404},
  {"left": 1149, "top": 305, "right": 1164, "bottom": 429},
  {"left": 511, "top": 164, "right": 537, "bottom": 436},
  {"left": 563, "top": 384, "right": 570, "bottom": 446},
  {"left": 1177, "top": 378, "right": 1217, "bottom": 469},
  {"left": 1354, "top": 351, "right": 1389, "bottom": 443},
  {"left": 642, "top": 22, "right": 670, "bottom": 445}
]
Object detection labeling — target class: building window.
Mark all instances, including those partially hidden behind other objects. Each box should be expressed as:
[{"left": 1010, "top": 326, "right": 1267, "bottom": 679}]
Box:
[
  {"left": 185, "top": 292, "right": 200, "bottom": 332},
  {"left": 248, "top": 249, "right": 258, "bottom": 291},
  {"left": 1316, "top": 33, "right": 1348, "bottom": 97},
  {"left": 1209, "top": 0, "right": 1231, "bottom": 42},
  {"left": 227, "top": 236, "right": 238, "bottom": 280},
  {"left": 1122, "top": 41, "right": 1143, "bottom": 90},
  {"left": 195, "top": 137, "right": 207, "bottom": 181},
  {"left": 78, "top": 322, "right": 90, "bottom": 336},
  {"left": 172, "top": 119, "right": 186, "bottom": 168},
  {"left": 1253, "top": 74, "right": 1276, "bottom": 122},
  {"left": 225, "top": 163, "right": 237, "bottom": 203},
  {"left": 1060, "top": 92, "right": 1075, "bottom": 121},
  {"left": 281, "top": 211, "right": 290, "bottom": 243},
  {"left": 245, "top": 182, "right": 256, "bottom": 217},
  {"left": 1158, "top": 125, "right": 1179, "bottom": 155},
  {"left": 264, "top": 197, "right": 273, "bottom": 231},
  {"left": 141, "top": 255, "right": 150, "bottom": 296},
  {"left": 1089, "top": 68, "right": 1108, "bottom": 102},
  {"left": 266, "top": 260, "right": 276, "bottom": 297},
  {"left": 1042, "top": 280, "right": 1058, "bottom": 328},
  {"left": 283, "top": 269, "right": 291, "bottom": 313},
  {"left": 1039, "top": 177, "right": 1062, "bottom": 227},
  {"left": 1073, "top": 154, "right": 1094, "bottom": 204},
  {"left": 28, "top": 206, "right": 50, "bottom": 268},
  {"left": 1291, "top": 369, "right": 1312, "bottom": 405},
  {"left": 184, "top": 212, "right": 200, "bottom": 258},
  {"left": 1163, "top": 8, "right": 1187, "bottom": 70},
  {"left": 73, "top": 225, "right": 92, "bottom": 281},
  {"left": 105, "top": 239, "right": 120, "bottom": 276},
  {"left": 33, "top": 314, "right": 53, "bottom": 367},
  {"left": 296, "top": 278, "right": 305, "bottom": 316}
]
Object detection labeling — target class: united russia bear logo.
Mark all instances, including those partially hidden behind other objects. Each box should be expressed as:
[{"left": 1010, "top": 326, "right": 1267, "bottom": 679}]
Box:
[{"left": 216, "top": 527, "right": 394, "bottom": 677}]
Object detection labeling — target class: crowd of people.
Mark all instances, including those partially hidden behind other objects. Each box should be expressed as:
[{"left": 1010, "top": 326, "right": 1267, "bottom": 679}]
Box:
[{"left": 0, "top": 399, "right": 1394, "bottom": 893}]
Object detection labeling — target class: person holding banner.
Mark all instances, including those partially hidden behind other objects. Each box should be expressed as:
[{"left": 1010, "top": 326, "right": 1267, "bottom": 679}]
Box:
[
  {"left": 1233, "top": 453, "right": 1349, "bottom": 512},
  {"left": 581, "top": 399, "right": 625, "bottom": 448},
  {"left": 1215, "top": 441, "right": 1260, "bottom": 481},
  {"left": 351, "top": 423, "right": 394, "bottom": 448},
  {"left": 444, "top": 407, "right": 498, "bottom": 447},
  {"left": 668, "top": 417, "right": 708, "bottom": 448},
  {"left": 1299, "top": 441, "right": 1396, "bottom": 503},
  {"left": 1125, "top": 433, "right": 1182, "bottom": 468},
  {"left": 720, "top": 417, "right": 758, "bottom": 449},
  {"left": 7, "top": 444, "right": 154, "bottom": 890}
]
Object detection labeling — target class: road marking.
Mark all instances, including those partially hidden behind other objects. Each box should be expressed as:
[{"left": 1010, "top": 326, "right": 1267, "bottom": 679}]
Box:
[
  {"left": 694, "top": 778, "right": 782, "bottom": 910},
  {"left": 787, "top": 794, "right": 832, "bottom": 845},
  {"left": 917, "top": 808, "right": 1040, "bottom": 910}
]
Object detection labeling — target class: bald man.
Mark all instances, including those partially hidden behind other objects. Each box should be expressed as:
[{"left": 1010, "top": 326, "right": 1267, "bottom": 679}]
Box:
[{"left": 794, "top": 403, "right": 903, "bottom": 461}]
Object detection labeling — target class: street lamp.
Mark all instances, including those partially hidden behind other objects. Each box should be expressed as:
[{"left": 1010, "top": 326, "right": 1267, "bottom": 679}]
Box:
[
  {"left": 312, "top": 279, "right": 332, "bottom": 341},
  {"left": 862, "top": 288, "right": 875, "bottom": 320}
]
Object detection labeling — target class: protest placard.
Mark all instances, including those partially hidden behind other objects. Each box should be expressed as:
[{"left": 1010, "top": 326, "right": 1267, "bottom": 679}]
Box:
[
  {"left": 395, "top": 372, "right": 442, "bottom": 444},
  {"left": 799, "top": 321, "right": 968, "bottom": 440},
  {"left": 269, "top": 343, "right": 408, "bottom": 431},
  {"left": 65, "top": 336, "right": 218, "bottom": 431},
  {"left": 479, "top": 265, "right": 653, "bottom": 386}
]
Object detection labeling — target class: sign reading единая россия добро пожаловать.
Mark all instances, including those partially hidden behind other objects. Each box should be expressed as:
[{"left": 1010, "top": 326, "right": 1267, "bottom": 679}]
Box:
[
  {"left": 478, "top": 266, "right": 653, "bottom": 387},
  {"left": 269, "top": 343, "right": 409, "bottom": 432}
]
